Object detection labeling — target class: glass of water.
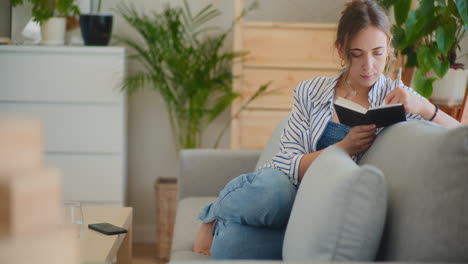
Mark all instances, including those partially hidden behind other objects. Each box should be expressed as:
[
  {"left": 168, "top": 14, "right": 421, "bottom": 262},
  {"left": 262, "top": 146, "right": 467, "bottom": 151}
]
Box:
[{"left": 62, "top": 201, "right": 85, "bottom": 239}]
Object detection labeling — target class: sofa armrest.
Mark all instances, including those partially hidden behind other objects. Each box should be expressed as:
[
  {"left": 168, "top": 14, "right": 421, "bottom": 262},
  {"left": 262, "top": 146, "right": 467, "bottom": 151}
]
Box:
[{"left": 178, "top": 149, "right": 261, "bottom": 200}]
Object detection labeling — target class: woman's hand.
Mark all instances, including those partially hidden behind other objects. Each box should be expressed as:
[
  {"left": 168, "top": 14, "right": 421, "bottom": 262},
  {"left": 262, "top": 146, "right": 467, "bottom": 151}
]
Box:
[
  {"left": 385, "top": 86, "right": 434, "bottom": 119},
  {"left": 336, "top": 124, "right": 376, "bottom": 156}
]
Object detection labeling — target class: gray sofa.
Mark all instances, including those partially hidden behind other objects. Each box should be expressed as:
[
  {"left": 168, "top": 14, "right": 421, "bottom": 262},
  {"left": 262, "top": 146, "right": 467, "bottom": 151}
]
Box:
[{"left": 170, "top": 119, "right": 468, "bottom": 263}]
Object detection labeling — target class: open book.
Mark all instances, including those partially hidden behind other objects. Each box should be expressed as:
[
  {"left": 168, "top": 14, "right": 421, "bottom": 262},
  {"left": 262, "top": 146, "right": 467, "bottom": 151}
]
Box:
[{"left": 334, "top": 97, "right": 406, "bottom": 128}]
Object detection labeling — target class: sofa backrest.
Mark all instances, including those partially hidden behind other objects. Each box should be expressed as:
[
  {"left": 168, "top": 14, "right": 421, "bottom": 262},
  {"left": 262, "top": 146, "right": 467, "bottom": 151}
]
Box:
[
  {"left": 255, "top": 116, "right": 289, "bottom": 170},
  {"left": 359, "top": 121, "right": 468, "bottom": 262}
]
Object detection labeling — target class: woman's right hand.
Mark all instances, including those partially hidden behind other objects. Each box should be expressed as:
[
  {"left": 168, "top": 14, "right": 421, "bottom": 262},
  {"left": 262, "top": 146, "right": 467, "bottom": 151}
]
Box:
[{"left": 336, "top": 124, "right": 377, "bottom": 156}]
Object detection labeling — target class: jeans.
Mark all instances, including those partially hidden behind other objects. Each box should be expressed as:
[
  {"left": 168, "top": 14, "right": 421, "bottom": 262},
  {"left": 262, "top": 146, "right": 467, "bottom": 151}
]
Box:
[{"left": 198, "top": 168, "right": 297, "bottom": 260}]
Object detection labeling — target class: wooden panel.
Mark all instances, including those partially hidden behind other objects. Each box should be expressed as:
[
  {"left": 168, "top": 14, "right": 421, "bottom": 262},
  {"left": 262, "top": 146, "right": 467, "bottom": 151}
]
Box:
[
  {"left": 241, "top": 68, "right": 337, "bottom": 109},
  {"left": 238, "top": 110, "right": 289, "bottom": 149},
  {"left": 0, "top": 46, "right": 125, "bottom": 103},
  {"left": 46, "top": 154, "right": 125, "bottom": 204},
  {"left": 0, "top": 168, "right": 61, "bottom": 238},
  {"left": 0, "top": 117, "right": 42, "bottom": 173},
  {"left": 231, "top": 21, "right": 338, "bottom": 149},
  {"left": 243, "top": 23, "right": 339, "bottom": 68},
  {"left": 0, "top": 103, "right": 124, "bottom": 153}
]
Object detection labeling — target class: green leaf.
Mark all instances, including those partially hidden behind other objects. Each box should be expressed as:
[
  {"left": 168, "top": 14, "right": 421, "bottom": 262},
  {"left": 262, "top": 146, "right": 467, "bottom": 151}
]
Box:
[
  {"left": 416, "top": 0, "right": 437, "bottom": 34},
  {"left": 417, "top": 44, "right": 438, "bottom": 73},
  {"left": 412, "top": 69, "right": 436, "bottom": 98},
  {"left": 394, "top": 0, "right": 411, "bottom": 26},
  {"left": 433, "top": 59, "right": 450, "bottom": 78},
  {"left": 391, "top": 24, "right": 406, "bottom": 50},
  {"left": 208, "top": 93, "right": 239, "bottom": 123},
  {"left": 404, "top": 11, "right": 427, "bottom": 46},
  {"left": 417, "top": 0, "right": 435, "bottom": 18},
  {"left": 436, "top": 18, "right": 456, "bottom": 55},
  {"left": 405, "top": 49, "right": 418, "bottom": 68},
  {"left": 456, "top": 0, "right": 468, "bottom": 31}
]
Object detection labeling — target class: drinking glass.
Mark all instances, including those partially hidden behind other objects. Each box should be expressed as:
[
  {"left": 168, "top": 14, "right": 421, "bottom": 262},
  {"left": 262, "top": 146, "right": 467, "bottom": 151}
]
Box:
[{"left": 62, "top": 201, "right": 85, "bottom": 239}]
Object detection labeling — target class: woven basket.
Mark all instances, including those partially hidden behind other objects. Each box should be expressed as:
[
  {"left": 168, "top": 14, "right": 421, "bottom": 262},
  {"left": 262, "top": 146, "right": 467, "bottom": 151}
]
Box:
[{"left": 154, "top": 177, "right": 178, "bottom": 260}]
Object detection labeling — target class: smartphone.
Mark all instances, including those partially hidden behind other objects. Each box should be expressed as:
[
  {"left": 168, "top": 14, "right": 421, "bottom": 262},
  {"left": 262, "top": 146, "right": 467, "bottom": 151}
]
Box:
[{"left": 88, "top": 222, "right": 128, "bottom": 235}]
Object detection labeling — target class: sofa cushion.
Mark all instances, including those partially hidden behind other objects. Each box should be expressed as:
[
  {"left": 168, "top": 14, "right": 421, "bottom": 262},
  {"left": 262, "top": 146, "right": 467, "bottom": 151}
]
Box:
[
  {"left": 171, "top": 197, "right": 217, "bottom": 261},
  {"left": 255, "top": 117, "right": 288, "bottom": 170},
  {"left": 359, "top": 121, "right": 468, "bottom": 262},
  {"left": 283, "top": 146, "right": 386, "bottom": 261}
]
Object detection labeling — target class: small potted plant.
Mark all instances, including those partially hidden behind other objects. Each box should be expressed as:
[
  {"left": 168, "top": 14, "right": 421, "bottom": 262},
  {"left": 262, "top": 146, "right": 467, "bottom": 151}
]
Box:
[
  {"left": 12, "top": 0, "right": 80, "bottom": 45},
  {"left": 79, "top": 0, "right": 113, "bottom": 46},
  {"left": 382, "top": 0, "right": 467, "bottom": 104}
]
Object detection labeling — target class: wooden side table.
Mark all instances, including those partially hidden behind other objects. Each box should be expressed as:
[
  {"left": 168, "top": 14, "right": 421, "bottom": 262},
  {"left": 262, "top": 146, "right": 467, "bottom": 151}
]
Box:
[
  {"left": 154, "top": 177, "right": 178, "bottom": 261},
  {"left": 81, "top": 207, "right": 133, "bottom": 264}
]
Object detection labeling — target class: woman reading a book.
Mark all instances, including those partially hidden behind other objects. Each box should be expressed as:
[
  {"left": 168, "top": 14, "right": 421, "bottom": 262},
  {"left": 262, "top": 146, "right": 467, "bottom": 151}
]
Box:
[{"left": 193, "top": 0, "right": 461, "bottom": 260}]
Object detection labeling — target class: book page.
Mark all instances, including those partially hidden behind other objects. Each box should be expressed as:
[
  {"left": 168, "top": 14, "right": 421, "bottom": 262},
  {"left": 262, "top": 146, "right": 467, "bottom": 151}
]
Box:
[
  {"left": 370, "top": 103, "right": 403, "bottom": 110},
  {"left": 334, "top": 97, "right": 367, "bottom": 114}
]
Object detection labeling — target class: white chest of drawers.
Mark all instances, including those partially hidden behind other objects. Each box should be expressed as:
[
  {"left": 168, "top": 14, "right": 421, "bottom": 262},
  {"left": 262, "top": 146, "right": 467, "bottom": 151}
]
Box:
[{"left": 0, "top": 45, "right": 127, "bottom": 206}]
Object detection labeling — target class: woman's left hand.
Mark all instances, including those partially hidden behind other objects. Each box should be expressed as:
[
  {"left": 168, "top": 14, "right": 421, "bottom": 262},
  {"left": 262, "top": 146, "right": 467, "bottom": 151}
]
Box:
[{"left": 384, "top": 86, "right": 431, "bottom": 117}]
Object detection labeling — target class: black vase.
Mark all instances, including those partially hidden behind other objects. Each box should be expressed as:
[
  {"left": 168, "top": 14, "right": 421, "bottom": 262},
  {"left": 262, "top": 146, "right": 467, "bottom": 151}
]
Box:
[{"left": 80, "top": 14, "right": 113, "bottom": 46}]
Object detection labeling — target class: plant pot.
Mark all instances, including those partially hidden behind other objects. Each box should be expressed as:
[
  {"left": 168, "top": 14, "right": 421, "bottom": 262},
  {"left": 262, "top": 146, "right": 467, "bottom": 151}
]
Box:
[
  {"left": 430, "top": 68, "right": 468, "bottom": 106},
  {"left": 79, "top": 14, "right": 113, "bottom": 46},
  {"left": 41, "top": 17, "right": 66, "bottom": 45}
]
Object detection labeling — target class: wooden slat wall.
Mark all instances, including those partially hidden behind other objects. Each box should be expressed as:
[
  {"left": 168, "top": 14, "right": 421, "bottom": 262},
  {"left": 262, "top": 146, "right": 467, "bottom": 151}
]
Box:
[
  {"left": 240, "top": 67, "right": 336, "bottom": 109},
  {"left": 231, "top": 0, "right": 340, "bottom": 149},
  {"left": 238, "top": 110, "right": 289, "bottom": 150},
  {"left": 243, "top": 22, "right": 339, "bottom": 69}
]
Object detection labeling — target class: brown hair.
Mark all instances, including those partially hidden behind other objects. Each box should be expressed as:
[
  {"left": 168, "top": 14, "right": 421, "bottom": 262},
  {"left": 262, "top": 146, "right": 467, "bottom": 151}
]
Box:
[{"left": 335, "top": 0, "right": 394, "bottom": 65}]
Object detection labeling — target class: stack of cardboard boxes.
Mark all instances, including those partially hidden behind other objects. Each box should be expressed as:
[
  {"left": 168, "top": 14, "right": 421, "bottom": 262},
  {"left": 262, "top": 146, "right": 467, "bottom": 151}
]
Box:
[{"left": 0, "top": 117, "right": 78, "bottom": 263}]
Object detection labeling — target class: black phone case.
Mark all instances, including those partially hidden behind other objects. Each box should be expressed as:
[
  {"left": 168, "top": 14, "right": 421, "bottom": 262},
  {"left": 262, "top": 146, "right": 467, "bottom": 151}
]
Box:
[{"left": 88, "top": 222, "right": 128, "bottom": 235}]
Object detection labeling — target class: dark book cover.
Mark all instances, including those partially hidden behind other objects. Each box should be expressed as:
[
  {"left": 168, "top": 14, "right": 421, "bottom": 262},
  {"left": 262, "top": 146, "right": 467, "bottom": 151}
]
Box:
[{"left": 334, "top": 103, "right": 406, "bottom": 128}]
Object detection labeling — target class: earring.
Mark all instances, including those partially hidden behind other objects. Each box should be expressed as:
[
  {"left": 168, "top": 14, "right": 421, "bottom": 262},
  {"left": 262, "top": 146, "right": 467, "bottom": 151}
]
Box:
[{"left": 341, "top": 59, "right": 345, "bottom": 68}]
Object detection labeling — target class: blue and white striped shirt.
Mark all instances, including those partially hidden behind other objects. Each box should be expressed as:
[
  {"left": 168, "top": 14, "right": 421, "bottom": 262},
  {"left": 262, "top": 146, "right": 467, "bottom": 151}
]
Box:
[{"left": 265, "top": 70, "right": 424, "bottom": 186}]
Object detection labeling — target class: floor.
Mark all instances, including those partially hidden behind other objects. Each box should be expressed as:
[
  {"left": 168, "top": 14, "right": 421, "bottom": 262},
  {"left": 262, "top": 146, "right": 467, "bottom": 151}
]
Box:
[{"left": 133, "top": 243, "right": 166, "bottom": 264}]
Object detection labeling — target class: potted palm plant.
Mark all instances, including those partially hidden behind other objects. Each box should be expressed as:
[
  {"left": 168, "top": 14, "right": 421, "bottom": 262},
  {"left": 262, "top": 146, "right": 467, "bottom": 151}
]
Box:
[
  {"left": 80, "top": 0, "right": 113, "bottom": 46},
  {"left": 382, "top": 0, "right": 467, "bottom": 104},
  {"left": 115, "top": 1, "right": 268, "bottom": 150},
  {"left": 12, "top": 0, "right": 80, "bottom": 45}
]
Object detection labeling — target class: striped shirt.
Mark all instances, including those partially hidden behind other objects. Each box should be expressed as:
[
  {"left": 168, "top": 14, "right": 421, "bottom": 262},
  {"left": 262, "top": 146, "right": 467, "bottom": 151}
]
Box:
[{"left": 264, "top": 70, "right": 424, "bottom": 186}]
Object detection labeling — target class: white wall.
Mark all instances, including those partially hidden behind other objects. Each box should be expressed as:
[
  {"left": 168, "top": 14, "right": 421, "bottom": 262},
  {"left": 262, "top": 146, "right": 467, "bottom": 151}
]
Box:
[{"left": 12, "top": 0, "right": 467, "bottom": 243}]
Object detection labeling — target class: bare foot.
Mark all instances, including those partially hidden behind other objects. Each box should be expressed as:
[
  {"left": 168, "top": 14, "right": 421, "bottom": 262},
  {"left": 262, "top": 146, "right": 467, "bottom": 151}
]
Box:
[{"left": 192, "top": 220, "right": 215, "bottom": 256}]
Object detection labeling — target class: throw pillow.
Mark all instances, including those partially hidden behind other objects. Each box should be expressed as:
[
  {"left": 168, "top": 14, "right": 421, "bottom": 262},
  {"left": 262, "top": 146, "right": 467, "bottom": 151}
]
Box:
[{"left": 283, "top": 145, "right": 386, "bottom": 261}]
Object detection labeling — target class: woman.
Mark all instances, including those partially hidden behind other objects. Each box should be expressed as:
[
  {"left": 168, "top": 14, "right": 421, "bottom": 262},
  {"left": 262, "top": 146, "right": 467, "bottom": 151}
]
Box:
[{"left": 193, "top": 0, "right": 461, "bottom": 260}]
